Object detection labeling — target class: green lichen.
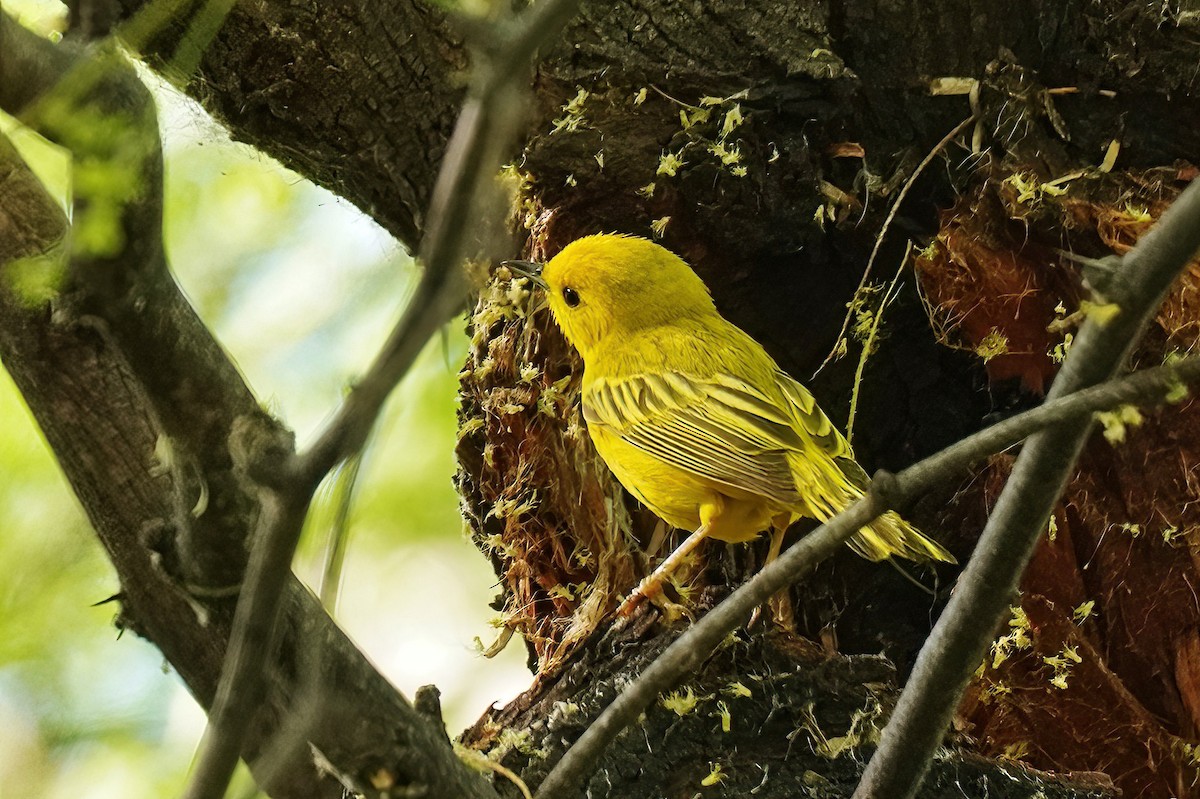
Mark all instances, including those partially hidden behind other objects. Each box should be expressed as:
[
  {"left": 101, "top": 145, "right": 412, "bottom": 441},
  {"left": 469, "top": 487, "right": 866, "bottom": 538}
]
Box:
[
  {"left": 2, "top": 247, "right": 67, "bottom": 307},
  {"left": 722, "top": 681, "right": 752, "bottom": 698},
  {"left": 708, "top": 140, "right": 741, "bottom": 166},
  {"left": 1163, "top": 525, "right": 1187, "bottom": 546},
  {"left": 1096, "top": 404, "right": 1144, "bottom": 444},
  {"left": 1073, "top": 600, "right": 1096, "bottom": 624},
  {"left": 991, "top": 605, "right": 1033, "bottom": 669},
  {"left": 719, "top": 104, "right": 744, "bottom": 138},
  {"left": 1043, "top": 644, "right": 1083, "bottom": 690},
  {"left": 660, "top": 686, "right": 700, "bottom": 716},
  {"left": 1050, "top": 332, "right": 1073, "bottom": 363},
  {"left": 715, "top": 700, "right": 732, "bottom": 733},
  {"left": 551, "top": 87, "right": 590, "bottom": 135},
  {"left": 1122, "top": 202, "right": 1152, "bottom": 223},
  {"left": 490, "top": 727, "right": 550, "bottom": 761},
  {"left": 700, "top": 762, "right": 727, "bottom": 786},
  {"left": 546, "top": 584, "right": 575, "bottom": 601},
  {"left": 1004, "top": 171, "right": 1066, "bottom": 205},
  {"left": 678, "top": 107, "right": 712, "bottom": 130},
  {"left": 657, "top": 150, "right": 685, "bottom": 177},
  {"left": 975, "top": 328, "right": 1010, "bottom": 363},
  {"left": 1080, "top": 299, "right": 1121, "bottom": 326}
]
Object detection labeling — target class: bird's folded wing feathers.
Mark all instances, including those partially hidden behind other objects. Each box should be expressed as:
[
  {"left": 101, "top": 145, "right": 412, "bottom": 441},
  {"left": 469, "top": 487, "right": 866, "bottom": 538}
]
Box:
[
  {"left": 582, "top": 370, "right": 854, "bottom": 508},
  {"left": 772, "top": 370, "right": 868, "bottom": 487}
]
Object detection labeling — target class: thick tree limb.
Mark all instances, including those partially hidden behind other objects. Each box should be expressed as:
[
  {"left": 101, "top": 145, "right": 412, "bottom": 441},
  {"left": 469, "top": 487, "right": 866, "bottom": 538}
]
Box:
[
  {"left": 0, "top": 12, "right": 499, "bottom": 799},
  {"left": 0, "top": 126, "right": 335, "bottom": 798},
  {"left": 534, "top": 352, "right": 1200, "bottom": 798},
  {"left": 112, "top": 0, "right": 465, "bottom": 246},
  {"left": 2, "top": 8, "right": 257, "bottom": 591},
  {"left": 105, "top": 0, "right": 1200, "bottom": 259},
  {"left": 853, "top": 179, "right": 1200, "bottom": 798}
]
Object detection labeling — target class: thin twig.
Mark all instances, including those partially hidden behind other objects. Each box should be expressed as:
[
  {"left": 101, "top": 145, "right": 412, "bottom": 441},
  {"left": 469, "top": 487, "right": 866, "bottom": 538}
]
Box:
[
  {"left": 298, "top": 0, "right": 581, "bottom": 486},
  {"left": 813, "top": 115, "right": 976, "bottom": 380},
  {"left": 182, "top": 470, "right": 312, "bottom": 799},
  {"left": 182, "top": 2, "right": 581, "bottom": 798},
  {"left": 486, "top": 0, "right": 582, "bottom": 84},
  {"left": 846, "top": 242, "right": 910, "bottom": 442},
  {"left": 853, "top": 177, "right": 1200, "bottom": 799},
  {"left": 533, "top": 352, "right": 1200, "bottom": 799},
  {"left": 318, "top": 452, "right": 363, "bottom": 611}
]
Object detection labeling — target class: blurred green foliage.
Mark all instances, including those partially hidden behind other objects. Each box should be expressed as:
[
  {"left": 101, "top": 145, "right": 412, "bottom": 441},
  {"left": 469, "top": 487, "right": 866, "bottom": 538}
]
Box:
[{"left": 0, "top": 3, "right": 528, "bottom": 796}]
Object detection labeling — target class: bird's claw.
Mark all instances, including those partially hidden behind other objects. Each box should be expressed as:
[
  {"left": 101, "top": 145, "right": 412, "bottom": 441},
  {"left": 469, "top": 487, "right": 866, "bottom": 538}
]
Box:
[{"left": 617, "top": 578, "right": 692, "bottom": 622}]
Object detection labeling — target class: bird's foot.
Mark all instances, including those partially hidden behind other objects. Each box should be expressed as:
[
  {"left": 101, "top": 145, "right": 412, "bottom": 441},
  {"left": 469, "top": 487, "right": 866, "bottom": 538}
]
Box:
[
  {"left": 651, "top": 592, "right": 693, "bottom": 623},
  {"left": 617, "top": 576, "right": 692, "bottom": 622},
  {"left": 616, "top": 576, "right": 659, "bottom": 617}
]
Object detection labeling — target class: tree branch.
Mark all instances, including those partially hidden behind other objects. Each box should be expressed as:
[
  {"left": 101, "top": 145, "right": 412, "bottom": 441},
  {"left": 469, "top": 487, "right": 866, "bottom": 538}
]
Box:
[
  {"left": 2, "top": 8, "right": 259, "bottom": 591},
  {"left": 111, "top": 0, "right": 466, "bottom": 247},
  {"left": 102, "top": 0, "right": 1200, "bottom": 263},
  {"left": 298, "top": 0, "right": 581, "bottom": 483},
  {"left": 852, "top": 178, "right": 1200, "bottom": 799},
  {"left": 182, "top": 2, "right": 582, "bottom": 797},
  {"left": 534, "top": 352, "right": 1200, "bottom": 798},
  {"left": 0, "top": 11, "right": 504, "bottom": 799}
]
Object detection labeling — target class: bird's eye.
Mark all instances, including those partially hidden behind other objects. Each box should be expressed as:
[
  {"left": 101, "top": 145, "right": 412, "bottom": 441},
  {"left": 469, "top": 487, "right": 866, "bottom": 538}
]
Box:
[{"left": 562, "top": 287, "right": 581, "bottom": 307}]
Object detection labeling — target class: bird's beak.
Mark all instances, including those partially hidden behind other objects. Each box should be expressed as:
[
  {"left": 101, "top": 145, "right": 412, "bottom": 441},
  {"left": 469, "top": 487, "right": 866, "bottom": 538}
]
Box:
[{"left": 501, "top": 259, "right": 547, "bottom": 289}]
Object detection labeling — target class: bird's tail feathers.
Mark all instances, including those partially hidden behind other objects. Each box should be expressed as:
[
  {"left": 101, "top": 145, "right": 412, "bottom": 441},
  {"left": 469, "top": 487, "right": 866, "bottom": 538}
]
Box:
[
  {"left": 823, "top": 456, "right": 955, "bottom": 564},
  {"left": 849, "top": 511, "right": 956, "bottom": 564}
]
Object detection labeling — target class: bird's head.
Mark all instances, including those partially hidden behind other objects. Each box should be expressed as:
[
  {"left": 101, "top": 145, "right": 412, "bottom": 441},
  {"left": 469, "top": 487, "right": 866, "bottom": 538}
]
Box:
[{"left": 509, "top": 234, "right": 715, "bottom": 362}]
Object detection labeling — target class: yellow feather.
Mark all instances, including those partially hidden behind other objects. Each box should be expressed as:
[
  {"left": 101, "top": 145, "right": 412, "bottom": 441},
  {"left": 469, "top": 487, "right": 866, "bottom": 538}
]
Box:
[{"left": 538, "top": 234, "right": 954, "bottom": 565}]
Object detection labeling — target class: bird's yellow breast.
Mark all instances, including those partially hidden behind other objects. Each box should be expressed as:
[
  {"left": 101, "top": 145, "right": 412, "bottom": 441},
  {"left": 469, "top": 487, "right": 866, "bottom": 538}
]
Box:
[{"left": 587, "top": 422, "right": 781, "bottom": 544}]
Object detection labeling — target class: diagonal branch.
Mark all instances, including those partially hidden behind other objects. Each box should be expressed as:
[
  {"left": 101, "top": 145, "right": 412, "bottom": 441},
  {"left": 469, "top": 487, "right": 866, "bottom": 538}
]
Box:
[
  {"left": 852, "top": 179, "right": 1200, "bottom": 799},
  {"left": 2, "top": 7, "right": 259, "bottom": 591},
  {"left": 183, "top": 2, "right": 582, "bottom": 797},
  {"left": 533, "top": 350, "right": 1200, "bottom": 798},
  {"left": 0, "top": 120, "right": 340, "bottom": 799},
  {"left": 0, "top": 9, "right": 510, "bottom": 799},
  {"left": 297, "top": 0, "right": 583, "bottom": 484}
]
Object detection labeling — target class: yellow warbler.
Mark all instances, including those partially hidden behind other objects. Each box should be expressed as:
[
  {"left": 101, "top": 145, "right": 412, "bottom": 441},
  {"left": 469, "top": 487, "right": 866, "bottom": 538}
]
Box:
[{"left": 510, "top": 234, "right": 954, "bottom": 608}]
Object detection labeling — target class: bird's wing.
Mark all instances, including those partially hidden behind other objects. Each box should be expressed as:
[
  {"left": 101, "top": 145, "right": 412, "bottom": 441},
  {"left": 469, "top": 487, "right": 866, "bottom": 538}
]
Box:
[
  {"left": 582, "top": 370, "right": 816, "bottom": 507},
  {"left": 772, "top": 368, "right": 870, "bottom": 489}
]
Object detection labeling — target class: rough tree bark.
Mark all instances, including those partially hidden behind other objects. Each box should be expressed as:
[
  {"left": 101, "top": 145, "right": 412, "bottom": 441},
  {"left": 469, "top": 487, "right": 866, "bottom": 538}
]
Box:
[{"left": 3, "top": 1, "right": 1199, "bottom": 797}]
